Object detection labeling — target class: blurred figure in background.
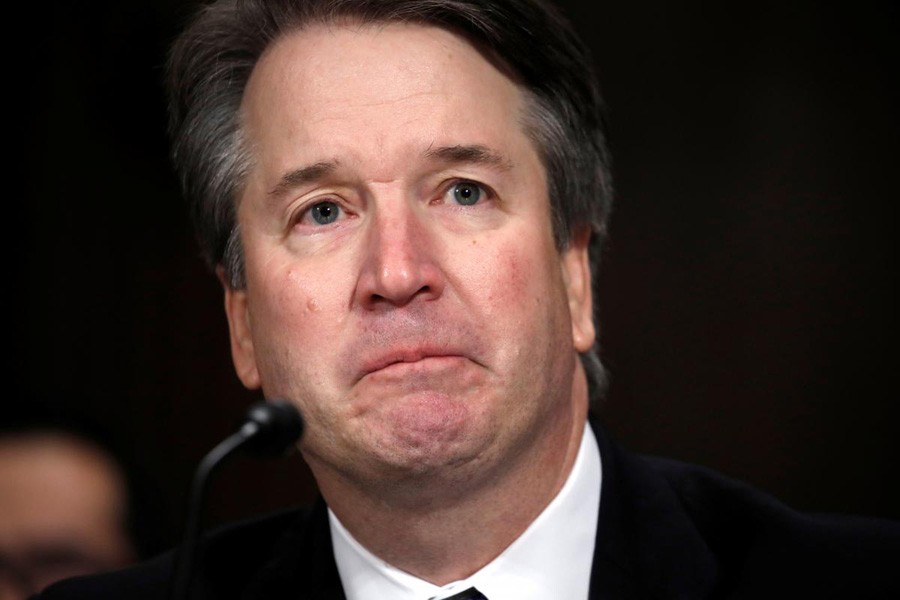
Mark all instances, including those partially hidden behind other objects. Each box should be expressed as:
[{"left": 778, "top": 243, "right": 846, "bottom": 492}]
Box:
[{"left": 0, "top": 402, "right": 167, "bottom": 599}]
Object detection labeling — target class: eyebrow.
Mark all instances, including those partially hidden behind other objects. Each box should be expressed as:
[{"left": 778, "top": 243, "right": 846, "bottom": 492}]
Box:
[
  {"left": 424, "top": 144, "right": 513, "bottom": 171},
  {"left": 266, "top": 144, "right": 512, "bottom": 200},
  {"left": 267, "top": 160, "right": 338, "bottom": 199}
]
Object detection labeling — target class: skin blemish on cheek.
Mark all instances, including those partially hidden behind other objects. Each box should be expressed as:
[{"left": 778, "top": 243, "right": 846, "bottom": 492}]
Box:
[{"left": 307, "top": 298, "right": 321, "bottom": 313}]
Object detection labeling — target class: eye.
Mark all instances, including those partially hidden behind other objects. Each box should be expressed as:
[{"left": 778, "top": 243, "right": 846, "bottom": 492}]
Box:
[
  {"left": 449, "top": 181, "right": 484, "bottom": 206},
  {"left": 306, "top": 200, "right": 341, "bottom": 225}
]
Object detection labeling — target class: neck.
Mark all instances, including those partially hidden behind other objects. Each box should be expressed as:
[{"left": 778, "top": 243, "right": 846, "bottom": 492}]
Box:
[{"left": 316, "top": 369, "right": 590, "bottom": 585}]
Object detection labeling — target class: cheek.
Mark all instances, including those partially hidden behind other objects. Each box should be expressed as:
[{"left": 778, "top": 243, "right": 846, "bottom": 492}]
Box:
[
  {"left": 247, "top": 265, "right": 349, "bottom": 389},
  {"left": 500, "top": 233, "right": 561, "bottom": 303},
  {"left": 255, "top": 272, "right": 319, "bottom": 335},
  {"left": 471, "top": 234, "right": 566, "bottom": 342}
]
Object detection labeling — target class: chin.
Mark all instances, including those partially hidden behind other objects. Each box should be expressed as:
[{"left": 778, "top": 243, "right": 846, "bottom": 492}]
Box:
[{"left": 354, "top": 412, "right": 494, "bottom": 483}]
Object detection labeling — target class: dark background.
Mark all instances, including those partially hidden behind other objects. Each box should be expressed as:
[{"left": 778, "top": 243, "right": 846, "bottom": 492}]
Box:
[{"left": 9, "top": 1, "right": 898, "bottom": 549}]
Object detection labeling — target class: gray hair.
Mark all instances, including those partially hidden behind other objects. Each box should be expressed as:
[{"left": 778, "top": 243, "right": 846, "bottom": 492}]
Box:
[{"left": 167, "top": 0, "right": 614, "bottom": 400}]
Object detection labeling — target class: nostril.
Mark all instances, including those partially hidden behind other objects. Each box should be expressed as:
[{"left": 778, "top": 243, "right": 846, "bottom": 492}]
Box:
[{"left": 367, "top": 285, "right": 432, "bottom": 308}]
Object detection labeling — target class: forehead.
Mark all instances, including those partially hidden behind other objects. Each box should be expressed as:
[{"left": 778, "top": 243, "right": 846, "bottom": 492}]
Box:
[
  {"left": 239, "top": 21, "right": 535, "bottom": 176},
  {"left": 0, "top": 433, "right": 126, "bottom": 531}
]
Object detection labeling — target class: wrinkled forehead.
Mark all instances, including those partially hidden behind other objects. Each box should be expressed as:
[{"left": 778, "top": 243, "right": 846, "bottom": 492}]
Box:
[
  {"left": 238, "top": 20, "right": 540, "bottom": 179},
  {"left": 242, "top": 18, "right": 523, "bottom": 115},
  {"left": 259, "top": 13, "right": 522, "bottom": 86}
]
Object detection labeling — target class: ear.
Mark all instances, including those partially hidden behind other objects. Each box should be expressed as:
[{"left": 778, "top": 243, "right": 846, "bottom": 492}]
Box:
[
  {"left": 218, "top": 266, "right": 262, "bottom": 389},
  {"left": 560, "top": 227, "right": 596, "bottom": 353}
]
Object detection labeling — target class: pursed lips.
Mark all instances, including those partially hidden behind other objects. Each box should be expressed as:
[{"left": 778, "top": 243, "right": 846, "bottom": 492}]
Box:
[{"left": 356, "top": 347, "right": 470, "bottom": 382}]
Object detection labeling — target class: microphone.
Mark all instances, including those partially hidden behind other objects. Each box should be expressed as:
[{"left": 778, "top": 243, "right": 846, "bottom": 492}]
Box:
[
  {"left": 169, "top": 400, "right": 303, "bottom": 600},
  {"left": 240, "top": 400, "right": 305, "bottom": 457}
]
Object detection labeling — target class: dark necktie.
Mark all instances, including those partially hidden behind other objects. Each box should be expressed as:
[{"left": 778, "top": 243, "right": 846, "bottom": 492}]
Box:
[{"left": 437, "top": 587, "right": 488, "bottom": 600}]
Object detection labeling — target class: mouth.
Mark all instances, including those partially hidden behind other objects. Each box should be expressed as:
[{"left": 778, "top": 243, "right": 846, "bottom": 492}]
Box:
[{"left": 357, "top": 348, "right": 470, "bottom": 382}]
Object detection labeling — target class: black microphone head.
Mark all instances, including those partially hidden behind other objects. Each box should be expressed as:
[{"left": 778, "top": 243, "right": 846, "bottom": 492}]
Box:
[{"left": 241, "top": 400, "right": 304, "bottom": 457}]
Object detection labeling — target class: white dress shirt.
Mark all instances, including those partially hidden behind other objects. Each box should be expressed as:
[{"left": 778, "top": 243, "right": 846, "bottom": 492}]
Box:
[{"left": 330, "top": 423, "right": 602, "bottom": 600}]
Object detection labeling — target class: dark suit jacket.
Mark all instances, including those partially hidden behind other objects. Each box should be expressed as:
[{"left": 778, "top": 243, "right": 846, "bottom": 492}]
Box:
[{"left": 37, "top": 422, "right": 900, "bottom": 599}]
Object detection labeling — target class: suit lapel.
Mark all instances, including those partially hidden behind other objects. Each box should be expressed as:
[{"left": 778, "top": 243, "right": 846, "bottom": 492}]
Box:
[{"left": 242, "top": 498, "right": 346, "bottom": 600}]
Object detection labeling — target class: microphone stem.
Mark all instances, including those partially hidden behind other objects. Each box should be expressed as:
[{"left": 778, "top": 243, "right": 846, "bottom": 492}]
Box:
[{"left": 169, "top": 422, "right": 259, "bottom": 600}]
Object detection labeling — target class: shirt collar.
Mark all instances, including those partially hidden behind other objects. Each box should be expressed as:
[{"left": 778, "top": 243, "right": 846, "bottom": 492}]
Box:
[{"left": 330, "top": 422, "right": 602, "bottom": 600}]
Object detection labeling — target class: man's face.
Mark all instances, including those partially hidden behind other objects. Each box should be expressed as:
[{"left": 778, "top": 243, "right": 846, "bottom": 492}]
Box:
[
  {"left": 227, "top": 23, "right": 595, "bottom": 491},
  {"left": 0, "top": 433, "right": 134, "bottom": 600}
]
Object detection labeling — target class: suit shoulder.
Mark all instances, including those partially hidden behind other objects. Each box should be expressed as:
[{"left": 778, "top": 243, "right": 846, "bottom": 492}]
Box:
[
  {"left": 35, "top": 507, "right": 312, "bottom": 600},
  {"left": 641, "top": 454, "right": 900, "bottom": 538},
  {"left": 639, "top": 454, "right": 900, "bottom": 595}
]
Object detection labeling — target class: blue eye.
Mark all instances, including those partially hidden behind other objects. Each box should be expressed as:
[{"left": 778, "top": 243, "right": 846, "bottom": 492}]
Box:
[
  {"left": 451, "top": 181, "right": 483, "bottom": 206},
  {"left": 309, "top": 201, "right": 340, "bottom": 225}
]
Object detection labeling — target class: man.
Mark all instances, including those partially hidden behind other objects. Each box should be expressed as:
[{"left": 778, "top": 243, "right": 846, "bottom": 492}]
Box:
[
  {"left": 39, "top": 0, "right": 898, "bottom": 598},
  {"left": 0, "top": 431, "right": 135, "bottom": 600},
  {"left": 1, "top": 403, "right": 167, "bottom": 600}
]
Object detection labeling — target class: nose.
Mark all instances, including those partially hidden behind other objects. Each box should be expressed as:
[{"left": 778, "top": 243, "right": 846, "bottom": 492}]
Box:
[{"left": 354, "top": 199, "right": 445, "bottom": 310}]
